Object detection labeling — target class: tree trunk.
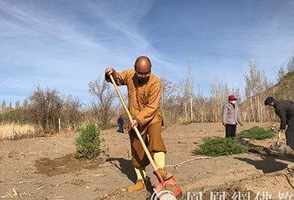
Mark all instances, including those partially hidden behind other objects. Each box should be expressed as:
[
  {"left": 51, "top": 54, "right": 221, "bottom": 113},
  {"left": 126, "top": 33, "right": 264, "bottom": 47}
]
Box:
[
  {"left": 184, "top": 103, "right": 188, "bottom": 122},
  {"left": 190, "top": 96, "right": 193, "bottom": 121},
  {"left": 250, "top": 97, "right": 254, "bottom": 122}
]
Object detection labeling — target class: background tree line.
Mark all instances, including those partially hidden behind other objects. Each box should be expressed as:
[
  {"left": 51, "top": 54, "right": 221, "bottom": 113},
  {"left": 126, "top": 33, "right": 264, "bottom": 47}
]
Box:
[
  {"left": 0, "top": 87, "right": 82, "bottom": 133},
  {"left": 1, "top": 56, "right": 294, "bottom": 132},
  {"left": 161, "top": 57, "right": 294, "bottom": 125}
]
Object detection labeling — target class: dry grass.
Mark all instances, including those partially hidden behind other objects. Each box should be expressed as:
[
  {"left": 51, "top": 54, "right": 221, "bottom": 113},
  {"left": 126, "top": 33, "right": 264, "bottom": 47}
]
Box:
[{"left": 0, "top": 123, "right": 39, "bottom": 140}]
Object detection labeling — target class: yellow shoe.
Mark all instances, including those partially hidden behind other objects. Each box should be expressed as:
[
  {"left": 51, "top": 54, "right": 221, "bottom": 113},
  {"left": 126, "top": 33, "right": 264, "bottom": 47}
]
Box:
[
  {"left": 158, "top": 168, "right": 168, "bottom": 180},
  {"left": 127, "top": 180, "right": 145, "bottom": 192}
]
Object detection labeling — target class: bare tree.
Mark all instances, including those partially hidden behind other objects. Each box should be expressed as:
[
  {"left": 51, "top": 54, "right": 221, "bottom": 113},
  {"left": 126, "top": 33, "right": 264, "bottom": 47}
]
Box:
[
  {"left": 29, "top": 87, "right": 63, "bottom": 133},
  {"left": 244, "top": 62, "right": 270, "bottom": 122},
  {"left": 1, "top": 100, "right": 6, "bottom": 112},
  {"left": 62, "top": 96, "right": 82, "bottom": 129},
  {"left": 15, "top": 101, "right": 20, "bottom": 109},
  {"left": 8, "top": 102, "right": 12, "bottom": 110},
  {"left": 182, "top": 66, "right": 194, "bottom": 122},
  {"left": 287, "top": 57, "right": 294, "bottom": 72},
  {"left": 160, "top": 79, "right": 179, "bottom": 125},
  {"left": 278, "top": 67, "right": 286, "bottom": 82},
  {"left": 22, "top": 99, "right": 29, "bottom": 109},
  {"left": 88, "top": 78, "right": 115, "bottom": 129},
  {"left": 210, "top": 81, "right": 232, "bottom": 122}
]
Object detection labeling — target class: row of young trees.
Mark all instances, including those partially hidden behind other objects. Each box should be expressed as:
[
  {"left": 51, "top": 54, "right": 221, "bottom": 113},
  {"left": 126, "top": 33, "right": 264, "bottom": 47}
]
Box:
[
  {"left": 160, "top": 78, "right": 241, "bottom": 125},
  {"left": 161, "top": 57, "right": 294, "bottom": 125},
  {"left": 242, "top": 58, "right": 294, "bottom": 123}
]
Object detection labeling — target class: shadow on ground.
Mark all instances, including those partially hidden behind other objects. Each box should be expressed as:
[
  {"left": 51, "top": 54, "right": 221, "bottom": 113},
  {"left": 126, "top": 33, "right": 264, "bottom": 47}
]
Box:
[
  {"left": 106, "top": 157, "right": 137, "bottom": 183},
  {"left": 235, "top": 141, "right": 294, "bottom": 173},
  {"left": 106, "top": 157, "right": 155, "bottom": 195},
  {"left": 235, "top": 156, "right": 288, "bottom": 173},
  {"left": 35, "top": 154, "right": 102, "bottom": 177}
]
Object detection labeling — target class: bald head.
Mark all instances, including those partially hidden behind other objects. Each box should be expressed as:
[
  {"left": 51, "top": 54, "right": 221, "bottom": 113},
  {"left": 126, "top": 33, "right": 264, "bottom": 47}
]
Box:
[
  {"left": 134, "top": 56, "right": 152, "bottom": 85},
  {"left": 134, "top": 56, "right": 152, "bottom": 73}
]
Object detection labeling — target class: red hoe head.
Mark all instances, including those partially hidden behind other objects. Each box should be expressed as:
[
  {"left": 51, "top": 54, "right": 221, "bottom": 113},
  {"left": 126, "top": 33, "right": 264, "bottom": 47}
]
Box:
[{"left": 152, "top": 170, "right": 183, "bottom": 199}]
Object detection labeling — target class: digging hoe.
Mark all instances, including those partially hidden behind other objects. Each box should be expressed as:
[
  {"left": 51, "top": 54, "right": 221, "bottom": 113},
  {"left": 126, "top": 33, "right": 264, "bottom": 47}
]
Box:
[{"left": 109, "top": 74, "right": 182, "bottom": 199}]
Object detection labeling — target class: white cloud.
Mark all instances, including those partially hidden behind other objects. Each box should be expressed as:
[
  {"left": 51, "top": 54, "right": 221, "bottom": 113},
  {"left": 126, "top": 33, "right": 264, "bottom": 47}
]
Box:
[{"left": 0, "top": 0, "right": 179, "bottom": 102}]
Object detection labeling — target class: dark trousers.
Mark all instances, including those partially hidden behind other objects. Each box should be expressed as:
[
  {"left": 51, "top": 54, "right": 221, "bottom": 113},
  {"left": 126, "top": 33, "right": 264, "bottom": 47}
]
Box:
[
  {"left": 117, "top": 119, "right": 124, "bottom": 133},
  {"left": 225, "top": 124, "right": 237, "bottom": 138}
]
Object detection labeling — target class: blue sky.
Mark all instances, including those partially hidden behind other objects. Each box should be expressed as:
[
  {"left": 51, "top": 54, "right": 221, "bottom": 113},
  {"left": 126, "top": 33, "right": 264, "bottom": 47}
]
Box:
[{"left": 1, "top": 0, "right": 294, "bottom": 104}]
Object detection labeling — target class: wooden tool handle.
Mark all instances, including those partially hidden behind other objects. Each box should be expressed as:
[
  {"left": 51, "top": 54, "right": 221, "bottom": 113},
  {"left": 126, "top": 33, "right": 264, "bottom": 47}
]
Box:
[{"left": 109, "top": 74, "right": 159, "bottom": 171}]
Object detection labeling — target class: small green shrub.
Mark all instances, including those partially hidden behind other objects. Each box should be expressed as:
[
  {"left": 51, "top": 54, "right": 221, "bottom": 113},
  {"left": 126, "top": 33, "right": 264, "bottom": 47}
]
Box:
[
  {"left": 194, "top": 137, "right": 247, "bottom": 157},
  {"left": 75, "top": 123, "right": 100, "bottom": 159},
  {"left": 238, "top": 127, "right": 274, "bottom": 140}
]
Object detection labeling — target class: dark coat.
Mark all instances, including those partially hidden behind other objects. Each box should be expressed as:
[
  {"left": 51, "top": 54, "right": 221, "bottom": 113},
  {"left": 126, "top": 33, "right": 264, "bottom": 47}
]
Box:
[
  {"left": 274, "top": 100, "right": 294, "bottom": 148},
  {"left": 274, "top": 100, "right": 294, "bottom": 130}
]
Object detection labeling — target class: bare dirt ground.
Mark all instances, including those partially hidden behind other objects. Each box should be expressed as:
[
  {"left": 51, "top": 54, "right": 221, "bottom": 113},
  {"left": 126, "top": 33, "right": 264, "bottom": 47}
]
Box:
[{"left": 1, "top": 123, "right": 294, "bottom": 200}]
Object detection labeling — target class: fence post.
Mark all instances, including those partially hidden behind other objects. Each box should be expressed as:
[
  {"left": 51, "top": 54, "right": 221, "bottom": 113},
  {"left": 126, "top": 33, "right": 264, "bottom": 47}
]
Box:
[{"left": 58, "top": 118, "right": 61, "bottom": 133}]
